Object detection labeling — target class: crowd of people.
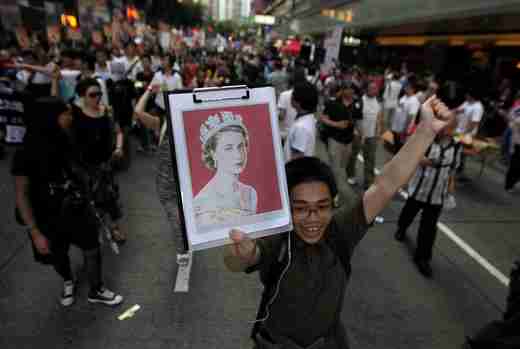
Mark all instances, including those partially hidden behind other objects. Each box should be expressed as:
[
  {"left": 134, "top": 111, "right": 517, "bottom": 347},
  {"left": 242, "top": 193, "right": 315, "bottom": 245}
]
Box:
[{"left": 1, "top": 19, "right": 519, "bottom": 349}]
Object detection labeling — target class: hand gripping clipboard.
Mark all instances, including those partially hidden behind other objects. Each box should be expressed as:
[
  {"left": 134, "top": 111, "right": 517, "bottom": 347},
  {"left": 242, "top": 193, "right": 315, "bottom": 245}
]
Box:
[{"left": 163, "top": 85, "right": 292, "bottom": 252}]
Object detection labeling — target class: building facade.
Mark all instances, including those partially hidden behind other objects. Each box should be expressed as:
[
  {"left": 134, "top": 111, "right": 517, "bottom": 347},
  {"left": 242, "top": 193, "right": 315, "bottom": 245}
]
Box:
[
  {"left": 208, "top": 0, "right": 251, "bottom": 21},
  {"left": 264, "top": 0, "right": 520, "bottom": 36}
]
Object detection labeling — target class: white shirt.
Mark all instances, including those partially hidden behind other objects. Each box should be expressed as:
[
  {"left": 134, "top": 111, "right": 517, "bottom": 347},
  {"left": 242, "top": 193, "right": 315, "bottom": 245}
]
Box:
[
  {"left": 16, "top": 63, "right": 53, "bottom": 85},
  {"left": 284, "top": 113, "right": 317, "bottom": 162},
  {"left": 456, "top": 101, "right": 484, "bottom": 136},
  {"left": 362, "top": 95, "right": 381, "bottom": 138},
  {"left": 159, "top": 31, "right": 171, "bottom": 52},
  {"left": 383, "top": 80, "right": 402, "bottom": 109},
  {"left": 151, "top": 71, "right": 184, "bottom": 110},
  {"left": 109, "top": 56, "right": 129, "bottom": 82},
  {"left": 392, "top": 94, "right": 420, "bottom": 133},
  {"left": 278, "top": 89, "right": 297, "bottom": 140},
  {"left": 94, "top": 63, "right": 112, "bottom": 81}
]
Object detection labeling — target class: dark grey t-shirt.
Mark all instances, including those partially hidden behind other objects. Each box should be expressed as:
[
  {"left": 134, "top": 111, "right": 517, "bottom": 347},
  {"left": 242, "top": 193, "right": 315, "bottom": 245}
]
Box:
[{"left": 252, "top": 199, "right": 369, "bottom": 348}]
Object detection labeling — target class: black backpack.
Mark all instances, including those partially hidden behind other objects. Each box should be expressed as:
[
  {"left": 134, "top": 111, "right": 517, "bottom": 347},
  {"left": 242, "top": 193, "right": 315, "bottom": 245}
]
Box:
[{"left": 464, "top": 261, "right": 520, "bottom": 348}]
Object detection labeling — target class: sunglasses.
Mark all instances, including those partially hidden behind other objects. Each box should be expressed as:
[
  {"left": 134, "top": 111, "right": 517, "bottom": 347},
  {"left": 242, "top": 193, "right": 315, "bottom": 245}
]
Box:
[{"left": 87, "top": 91, "right": 102, "bottom": 98}]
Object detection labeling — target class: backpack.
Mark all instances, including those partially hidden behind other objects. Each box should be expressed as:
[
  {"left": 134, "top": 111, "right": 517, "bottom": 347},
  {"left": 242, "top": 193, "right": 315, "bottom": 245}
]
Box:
[{"left": 464, "top": 261, "right": 520, "bottom": 348}]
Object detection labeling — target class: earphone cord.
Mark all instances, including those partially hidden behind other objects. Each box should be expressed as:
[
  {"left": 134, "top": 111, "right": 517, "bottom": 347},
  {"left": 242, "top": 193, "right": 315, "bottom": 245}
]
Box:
[{"left": 249, "top": 232, "right": 292, "bottom": 324}]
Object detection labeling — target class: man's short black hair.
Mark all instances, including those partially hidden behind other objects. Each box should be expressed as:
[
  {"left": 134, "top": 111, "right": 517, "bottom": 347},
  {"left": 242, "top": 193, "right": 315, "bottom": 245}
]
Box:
[
  {"left": 292, "top": 81, "right": 318, "bottom": 113},
  {"left": 286, "top": 157, "right": 338, "bottom": 199}
]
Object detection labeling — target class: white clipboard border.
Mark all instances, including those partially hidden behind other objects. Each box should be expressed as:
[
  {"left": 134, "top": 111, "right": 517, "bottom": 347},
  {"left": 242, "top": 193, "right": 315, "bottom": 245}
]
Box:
[{"left": 164, "top": 85, "right": 293, "bottom": 251}]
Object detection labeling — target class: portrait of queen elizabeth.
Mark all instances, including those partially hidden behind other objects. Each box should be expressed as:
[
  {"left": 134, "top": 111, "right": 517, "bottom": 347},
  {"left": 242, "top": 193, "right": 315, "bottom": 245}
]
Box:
[{"left": 193, "top": 111, "right": 258, "bottom": 227}]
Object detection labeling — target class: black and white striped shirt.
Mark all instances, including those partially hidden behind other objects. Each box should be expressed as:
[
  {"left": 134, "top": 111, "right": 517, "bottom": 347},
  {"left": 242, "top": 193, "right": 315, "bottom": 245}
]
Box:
[{"left": 408, "top": 139, "right": 462, "bottom": 206}]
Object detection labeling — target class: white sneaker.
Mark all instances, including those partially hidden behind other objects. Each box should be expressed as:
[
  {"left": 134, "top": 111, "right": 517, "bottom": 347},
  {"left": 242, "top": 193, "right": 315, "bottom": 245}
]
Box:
[
  {"left": 60, "top": 280, "right": 75, "bottom": 307},
  {"left": 88, "top": 287, "right": 124, "bottom": 306},
  {"left": 177, "top": 252, "right": 192, "bottom": 267},
  {"left": 347, "top": 177, "right": 358, "bottom": 186}
]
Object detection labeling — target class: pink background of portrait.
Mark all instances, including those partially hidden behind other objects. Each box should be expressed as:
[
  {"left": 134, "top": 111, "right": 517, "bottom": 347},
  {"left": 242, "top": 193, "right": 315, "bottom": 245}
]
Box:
[{"left": 183, "top": 104, "right": 282, "bottom": 214}]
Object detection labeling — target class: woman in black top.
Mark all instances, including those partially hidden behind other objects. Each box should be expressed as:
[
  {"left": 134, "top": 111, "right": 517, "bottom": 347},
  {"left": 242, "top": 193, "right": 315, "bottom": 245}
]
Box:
[
  {"left": 13, "top": 97, "right": 123, "bottom": 307},
  {"left": 72, "top": 78, "right": 126, "bottom": 243}
]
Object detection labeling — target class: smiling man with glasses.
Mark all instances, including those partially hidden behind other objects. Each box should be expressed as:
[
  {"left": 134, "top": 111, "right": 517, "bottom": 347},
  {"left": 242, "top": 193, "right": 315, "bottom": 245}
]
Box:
[{"left": 225, "top": 96, "right": 454, "bottom": 349}]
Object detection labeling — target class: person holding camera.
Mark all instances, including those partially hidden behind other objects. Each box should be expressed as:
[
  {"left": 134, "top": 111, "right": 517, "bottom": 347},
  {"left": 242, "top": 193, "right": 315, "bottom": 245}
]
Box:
[
  {"left": 225, "top": 96, "right": 454, "bottom": 349},
  {"left": 13, "top": 97, "right": 123, "bottom": 307}
]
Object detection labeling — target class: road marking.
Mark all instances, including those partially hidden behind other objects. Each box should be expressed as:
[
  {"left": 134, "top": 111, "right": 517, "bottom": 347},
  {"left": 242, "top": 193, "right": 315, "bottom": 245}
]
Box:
[
  {"left": 357, "top": 154, "right": 510, "bottom": 286},
  {"left": 174, "top": 252, "right": 193, "bottom": 293},
  {"left": 437, "top": 222, "right": 509, "bottom": 286}
]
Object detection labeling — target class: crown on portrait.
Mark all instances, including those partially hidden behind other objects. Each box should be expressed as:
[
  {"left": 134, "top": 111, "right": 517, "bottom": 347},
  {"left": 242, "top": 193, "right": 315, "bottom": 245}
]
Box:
[{"left": 199, "top": 111, "right": 245, "bottom": 146}]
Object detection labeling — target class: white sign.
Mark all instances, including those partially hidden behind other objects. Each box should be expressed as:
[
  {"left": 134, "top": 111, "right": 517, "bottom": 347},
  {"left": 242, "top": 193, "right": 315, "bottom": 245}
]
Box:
[
  {"left": 322, "top": 25, "right": 343, "bottom": 73},
  {"left": 254, "top": 15, "right": 276, "bottom": 26}
]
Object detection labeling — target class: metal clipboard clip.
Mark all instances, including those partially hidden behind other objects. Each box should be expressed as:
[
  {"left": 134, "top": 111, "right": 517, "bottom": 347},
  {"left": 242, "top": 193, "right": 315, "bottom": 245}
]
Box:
[{"left": 192, "top": 85, "right": 250, "bottom": 104}]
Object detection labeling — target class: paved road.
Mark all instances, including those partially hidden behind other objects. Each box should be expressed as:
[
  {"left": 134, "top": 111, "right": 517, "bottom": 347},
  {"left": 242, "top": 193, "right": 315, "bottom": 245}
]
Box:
[{"left": 0, "top": 137, "right": 518, "bottom": 349}]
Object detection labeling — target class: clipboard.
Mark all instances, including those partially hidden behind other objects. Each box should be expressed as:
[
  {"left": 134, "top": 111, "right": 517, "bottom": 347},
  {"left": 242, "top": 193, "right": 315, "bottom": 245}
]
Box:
[{"left": 164, "top": 85, "right": 293, "bottom": 251}]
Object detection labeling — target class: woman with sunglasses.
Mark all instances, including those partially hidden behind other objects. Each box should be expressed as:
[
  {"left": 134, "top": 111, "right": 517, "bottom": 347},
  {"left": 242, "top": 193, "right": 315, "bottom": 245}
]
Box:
[{"left": 71, "top": 78, "right": 126, "bottom": 243}]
